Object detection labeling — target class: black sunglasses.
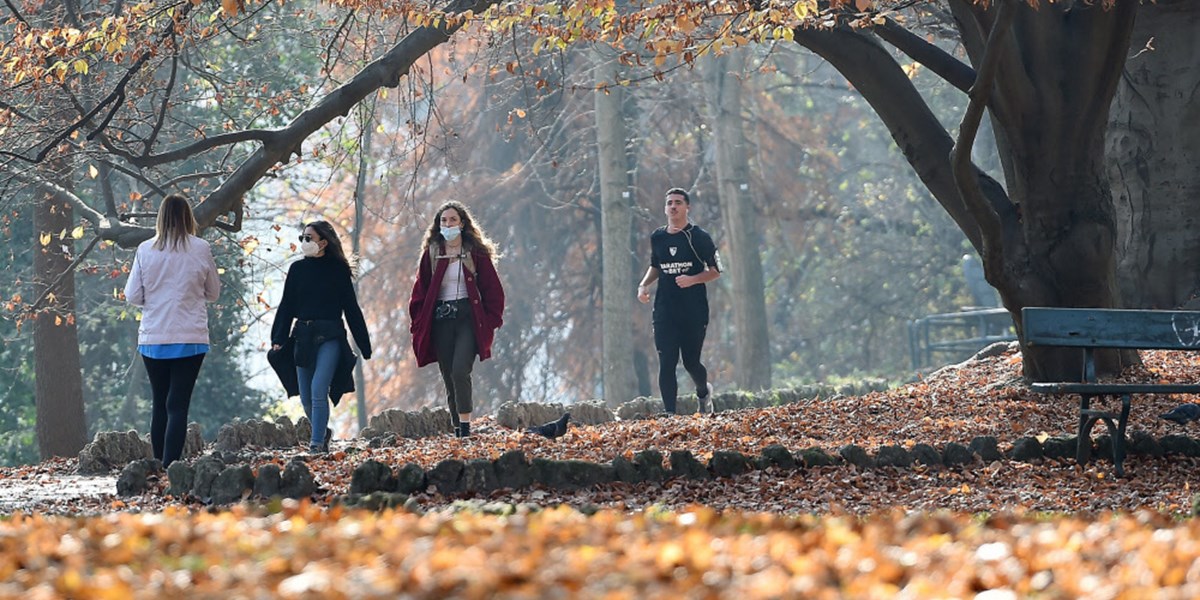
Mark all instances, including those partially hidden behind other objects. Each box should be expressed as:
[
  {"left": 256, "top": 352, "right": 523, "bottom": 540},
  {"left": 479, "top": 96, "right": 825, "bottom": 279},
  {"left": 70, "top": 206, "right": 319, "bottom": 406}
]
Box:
[{"left": 299, "top": 234, "right": 318, "bottom": 242}]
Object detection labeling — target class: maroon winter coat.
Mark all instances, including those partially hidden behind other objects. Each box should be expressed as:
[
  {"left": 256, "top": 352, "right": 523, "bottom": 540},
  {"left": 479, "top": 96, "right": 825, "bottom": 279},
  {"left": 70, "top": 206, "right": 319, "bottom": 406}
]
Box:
[{"left": 408, "top": 243, "right": 505, "bottom": 367}]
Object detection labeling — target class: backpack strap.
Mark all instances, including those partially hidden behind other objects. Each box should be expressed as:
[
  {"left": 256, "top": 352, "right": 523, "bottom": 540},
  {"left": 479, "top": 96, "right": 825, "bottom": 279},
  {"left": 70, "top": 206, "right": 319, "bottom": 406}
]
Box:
[{"left": 430, "top": 242, "right": 476, "bottom": 275}]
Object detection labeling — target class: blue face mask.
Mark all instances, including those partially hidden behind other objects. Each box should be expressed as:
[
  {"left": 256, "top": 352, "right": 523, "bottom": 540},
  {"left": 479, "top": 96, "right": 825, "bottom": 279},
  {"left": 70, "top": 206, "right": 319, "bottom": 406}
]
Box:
[{"left": 441, "top": 226, "right": 461, "bottom": 241}]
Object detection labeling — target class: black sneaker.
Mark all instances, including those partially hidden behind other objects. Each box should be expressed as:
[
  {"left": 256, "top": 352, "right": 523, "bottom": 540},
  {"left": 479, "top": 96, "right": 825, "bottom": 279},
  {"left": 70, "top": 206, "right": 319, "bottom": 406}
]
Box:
[
  {"left": 459, "top": 422, "right": 472, "bottom": 438},
  {"left": 322, "top": 428, "right": 332, "bottom": 453}
]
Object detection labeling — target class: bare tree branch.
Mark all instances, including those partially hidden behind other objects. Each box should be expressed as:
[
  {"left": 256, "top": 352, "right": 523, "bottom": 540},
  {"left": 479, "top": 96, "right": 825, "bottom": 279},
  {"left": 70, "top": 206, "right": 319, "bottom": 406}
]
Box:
[
  {"left": 145, "top": 53, "right": 180, "bottom": 155},
  {"left": 874, "top": 17, "right": 975, "bottom": 93},
  {"left": 3, "top": 0, "right": 29, "bottom": 27},
  {"left": 27, "top": 235, "right": 102, "bottom": 314},
  {"left": 103, "top": 129, "right": 281, "bottom": 168},
  {"left": 186, "top": 0, "right": 501, "bottom": 244},
  {"left": 3, "top": 165, "right": 153, "bottom": 246},
  {"left": 0, "top": 1, "right": 195, "bottom": 164},
  {"left": 950, "top": 0, "right": 1015, "bottom": 270}
]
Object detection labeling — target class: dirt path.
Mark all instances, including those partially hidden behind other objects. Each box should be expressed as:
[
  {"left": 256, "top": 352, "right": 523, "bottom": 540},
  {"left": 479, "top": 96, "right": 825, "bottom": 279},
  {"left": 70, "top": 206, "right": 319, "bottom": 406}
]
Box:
[{"left": 0, "top": 474, "right": 115, "bottom": 512}]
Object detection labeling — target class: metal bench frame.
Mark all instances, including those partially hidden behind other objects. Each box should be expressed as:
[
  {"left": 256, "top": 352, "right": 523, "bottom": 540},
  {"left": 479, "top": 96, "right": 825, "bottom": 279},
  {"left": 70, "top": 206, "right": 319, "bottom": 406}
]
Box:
[{"left": 1022, "top": 307, "right": 1200, "bottom": 476}]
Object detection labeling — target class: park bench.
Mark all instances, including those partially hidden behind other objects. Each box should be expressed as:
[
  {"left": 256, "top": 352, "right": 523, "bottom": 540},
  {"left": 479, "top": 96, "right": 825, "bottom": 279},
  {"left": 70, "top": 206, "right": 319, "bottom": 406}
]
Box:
[{"left": 1022, "top": 307, "right": 1200, "bottom": 476}]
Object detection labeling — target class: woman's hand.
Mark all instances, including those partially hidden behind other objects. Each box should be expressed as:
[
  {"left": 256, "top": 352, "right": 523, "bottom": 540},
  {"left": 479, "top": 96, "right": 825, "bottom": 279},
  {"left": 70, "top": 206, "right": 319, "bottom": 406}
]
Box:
[{"left": 271, "top": 344, "right": 281, "bottom": 351}]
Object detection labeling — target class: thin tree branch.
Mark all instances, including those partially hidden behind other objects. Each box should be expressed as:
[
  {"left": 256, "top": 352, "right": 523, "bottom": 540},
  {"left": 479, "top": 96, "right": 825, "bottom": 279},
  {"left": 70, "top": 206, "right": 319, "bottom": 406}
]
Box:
[
  {"left": 98, "top": 161, "right": 118, "bottom": 216},
  {"left": 874, "top": 17, "right": 975, "bottom": 93},
  {"left": 27, "top": 235, "right": 102, "bottom": 314},
  {"left": 3, "top": 165, "right": 153, "bottom": 246},
  {"left": 3, "top": 0, "right": 29, "bottom": 27},
  {"left": 104, "top": 129, "right": 280, "bottom": 168},
  {"left": 145, "top": 52, "right": 180, "bottom": 155},
  {"left": 100, "top": 160, "right": 168, "bottom": 199},
  {"left": 188, "top": 0, "right": 501, "bottom": 241},
  {"left": 0, "top": 1, "right": 195, "bottom": 164},
  {"left": 950, "top": 0, "right": 1016, "bottom": 271}
]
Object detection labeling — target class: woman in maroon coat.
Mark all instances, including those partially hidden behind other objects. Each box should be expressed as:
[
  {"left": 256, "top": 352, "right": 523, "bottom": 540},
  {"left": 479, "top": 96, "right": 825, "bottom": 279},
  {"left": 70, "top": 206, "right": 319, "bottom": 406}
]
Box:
[{"left": 408, "top": 201, "right": 505, "bottom": 437}]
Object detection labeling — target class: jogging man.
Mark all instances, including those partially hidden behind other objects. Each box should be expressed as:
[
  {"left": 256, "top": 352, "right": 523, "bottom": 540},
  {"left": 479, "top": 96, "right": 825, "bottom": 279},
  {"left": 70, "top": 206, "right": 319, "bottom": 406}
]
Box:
[{"left": 637, "top": 187, "right": 722, "bottom": 415}]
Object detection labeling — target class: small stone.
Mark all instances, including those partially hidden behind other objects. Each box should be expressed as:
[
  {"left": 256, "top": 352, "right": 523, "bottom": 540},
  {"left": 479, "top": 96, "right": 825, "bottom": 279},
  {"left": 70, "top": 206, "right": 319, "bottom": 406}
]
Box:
[
  {"left": 1042, "top": 437, "right": 1077, "bottom": 461},
  {"left": 211, "top": 465, "right": 255, "bottom": 504},
  {"left": 942, "top": 443, "right": 975, "bottom": 466},
  {"left": 280, "top": 460, "right": 317, "bottom": 499},
  {"left": 462, "top": 459, "right": 499, "bottom": 493},
  {"left": 190, "top": 455, "right": 225, "bottom": 500},
  {"left": 1010, "top": 437, "right": 1043, "bottom": 462},
  {"left": 969, "top": 436, "right": 1003, "bottom": 462},
  {"left": 494, "top": 451, "right": 533, "bottom": 490},
  {"left": 253, "top": 464, "right": 282, "bottom": 498},
  {"left": 709, "top": 451, "right": 755, "bottom": 478},
  {"left": 668, "top": 450, "right": 710, "bottom": 480},
  {"left": 166, "top": 461, "right": 195, "bottom": 497},
  {"left": 760, "top": 445, "right": 798, "bottom": 470},
  {"left": 911, "top": 443, "right": 941, "bottom": 467},
  {"left": 350, "top": 460, "right": 397, "bottom": 495},
  {"left": 395, "top": 463, "right": 427, "bottom": 495},
  {"left": 839, "top": 445, "right": 874, "bottom": 469},
  {"left": 427, "top": 460, "right": 465, "bottom": 495},
  {"left": 798, "top": 447, "right": 837, "bottom": 467}
]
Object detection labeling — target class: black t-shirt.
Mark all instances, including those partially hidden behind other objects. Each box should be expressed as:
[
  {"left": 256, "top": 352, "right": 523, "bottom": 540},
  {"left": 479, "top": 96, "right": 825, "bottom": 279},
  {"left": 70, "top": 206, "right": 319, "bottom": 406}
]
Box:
[{"left": 649, "top": 224, "right": 721, "bottom": 324}]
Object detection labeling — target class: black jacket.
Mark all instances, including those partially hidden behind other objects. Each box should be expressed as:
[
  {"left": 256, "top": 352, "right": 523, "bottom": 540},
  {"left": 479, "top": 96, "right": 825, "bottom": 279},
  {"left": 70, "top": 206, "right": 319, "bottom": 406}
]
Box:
[{"left": 267, "top": 320, "right": 357, "bottom": 406}]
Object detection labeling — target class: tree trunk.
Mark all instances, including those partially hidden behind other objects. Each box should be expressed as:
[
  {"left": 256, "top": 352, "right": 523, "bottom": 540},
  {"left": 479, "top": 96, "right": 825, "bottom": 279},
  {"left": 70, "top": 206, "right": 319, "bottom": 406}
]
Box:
[
  {"left": 352, "top": 100, "right": 375, "bottom": 433},
  {"left": 594, "top": 50, "right": 636, "bottom": 406},
  {"left": 33, "top": 195, "right": 88, "bottom": 458},
  {"left": 1107, "top": 0, "right": 1200, "bottom": 309},
  {"left": 704, "top": 51, "right": 771, "bottom": 390},
  {"left": 794, "top": 0, "right": 1137, "bottom": 380}
]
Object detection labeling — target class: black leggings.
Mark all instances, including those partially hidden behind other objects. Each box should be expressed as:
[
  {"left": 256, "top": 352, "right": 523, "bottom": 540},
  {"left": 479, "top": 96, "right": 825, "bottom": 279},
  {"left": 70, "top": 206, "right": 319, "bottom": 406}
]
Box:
[
  {"left": 653, "top": 320, "right": 708, "bottom": 413},
  {"left": 143, "top": 353, "right": 205, "bottom": 467},
  {"left": 432, "top": 299, "right": 477, "bottom": 422}
]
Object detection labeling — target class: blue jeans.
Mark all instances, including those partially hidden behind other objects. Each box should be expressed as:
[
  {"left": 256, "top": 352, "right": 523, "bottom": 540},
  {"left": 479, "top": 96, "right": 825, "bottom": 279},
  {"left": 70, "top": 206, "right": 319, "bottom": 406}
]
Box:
[{"left": 296, "top": 340, "right": 339, "bottom": 446}]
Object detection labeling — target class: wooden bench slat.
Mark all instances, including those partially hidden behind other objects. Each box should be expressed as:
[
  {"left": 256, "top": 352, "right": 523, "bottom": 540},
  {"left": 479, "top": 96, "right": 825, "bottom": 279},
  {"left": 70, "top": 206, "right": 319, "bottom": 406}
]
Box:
[
  {"left": 1022, "top": 307, "right": 1200, "bottom": 349},
  {"left": 1031, "top": 383, "right": 1200, "bottom": 395}
]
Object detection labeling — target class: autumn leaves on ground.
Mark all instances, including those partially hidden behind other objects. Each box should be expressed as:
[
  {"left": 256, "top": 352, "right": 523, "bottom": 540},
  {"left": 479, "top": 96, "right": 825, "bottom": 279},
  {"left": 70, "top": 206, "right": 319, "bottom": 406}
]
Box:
[{"left": 4, "top": 348, "right": 1200, "bottom": 598}]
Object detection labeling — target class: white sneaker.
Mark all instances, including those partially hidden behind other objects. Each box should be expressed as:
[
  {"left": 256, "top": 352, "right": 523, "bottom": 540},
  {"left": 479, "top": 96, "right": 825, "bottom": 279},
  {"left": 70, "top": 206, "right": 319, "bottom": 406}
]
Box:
[{"left": 698, "top": 382, "right": 714, "bottom": 414}]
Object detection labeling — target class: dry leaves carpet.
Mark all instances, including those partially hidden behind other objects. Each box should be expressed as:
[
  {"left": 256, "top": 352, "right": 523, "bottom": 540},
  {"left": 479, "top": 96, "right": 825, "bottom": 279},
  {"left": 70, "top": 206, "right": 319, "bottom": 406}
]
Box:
[{"left": 3, "top": 348, "right": 1200, "bottom": 597}]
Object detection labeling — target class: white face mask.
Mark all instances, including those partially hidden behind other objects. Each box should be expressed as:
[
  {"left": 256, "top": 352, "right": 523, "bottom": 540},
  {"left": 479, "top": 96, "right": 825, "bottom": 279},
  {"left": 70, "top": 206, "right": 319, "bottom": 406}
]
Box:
[
  {"left": 301, "top": 240, "right": 321, "bottom": 257},
  {"left": 441, "top": 226, "right": 462, "bottom": 242}
]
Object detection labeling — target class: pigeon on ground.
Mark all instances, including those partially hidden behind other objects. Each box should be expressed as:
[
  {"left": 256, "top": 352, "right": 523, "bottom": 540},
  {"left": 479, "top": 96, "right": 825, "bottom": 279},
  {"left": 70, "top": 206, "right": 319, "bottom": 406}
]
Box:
[
  {"left": 1159, "top": 403, "right": 1200, "bottom": 425},
  {"left": 527, "top": 412, "right": 571, "bottom": 439}
]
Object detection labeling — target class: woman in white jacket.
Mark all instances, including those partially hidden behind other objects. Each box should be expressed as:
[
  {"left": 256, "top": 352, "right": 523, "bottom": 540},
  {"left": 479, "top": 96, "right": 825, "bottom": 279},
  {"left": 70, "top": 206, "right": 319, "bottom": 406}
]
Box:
[{"left": 123, "top": 194, "right": 221, "bottom": 467}]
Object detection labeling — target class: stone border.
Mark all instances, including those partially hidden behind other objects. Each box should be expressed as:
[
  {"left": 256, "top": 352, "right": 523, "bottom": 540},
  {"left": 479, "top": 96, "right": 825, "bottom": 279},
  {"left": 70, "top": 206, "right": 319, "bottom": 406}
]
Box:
[
  {"left": 116, "top": 431, "right": 1200, "bottom": 505},
  {"left": 83, "top": 381, "right": 895, "bottom": 467}
]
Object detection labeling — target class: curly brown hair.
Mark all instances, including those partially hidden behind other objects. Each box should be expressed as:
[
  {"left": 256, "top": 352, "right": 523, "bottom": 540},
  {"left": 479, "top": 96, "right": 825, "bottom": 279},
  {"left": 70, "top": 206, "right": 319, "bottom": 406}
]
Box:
[{"left": 419, "top": 201, "right": 499, "bottom": 260}]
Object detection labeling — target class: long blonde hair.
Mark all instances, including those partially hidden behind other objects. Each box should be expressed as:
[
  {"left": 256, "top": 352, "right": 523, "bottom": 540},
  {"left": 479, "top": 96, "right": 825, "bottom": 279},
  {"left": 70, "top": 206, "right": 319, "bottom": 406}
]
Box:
[{"left": 152, "top": 194, "right": 197, "bottom": 251}]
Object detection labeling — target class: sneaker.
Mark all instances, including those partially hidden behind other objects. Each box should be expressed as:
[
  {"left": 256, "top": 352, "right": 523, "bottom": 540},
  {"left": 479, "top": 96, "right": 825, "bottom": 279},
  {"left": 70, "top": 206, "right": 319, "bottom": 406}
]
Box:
[
  {"left": 698, "top": 382, "right": 714, "bottom": 414},
  {"left": 323, "top": 428, "right": 332, "bottom": 453}
]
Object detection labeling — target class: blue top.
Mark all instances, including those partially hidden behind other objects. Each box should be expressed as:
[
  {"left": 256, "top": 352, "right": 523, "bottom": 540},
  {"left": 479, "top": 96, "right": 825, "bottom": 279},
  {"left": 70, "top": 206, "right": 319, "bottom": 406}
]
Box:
[{"left": 138, "top": 343, "right": 209, "bottom": 359}]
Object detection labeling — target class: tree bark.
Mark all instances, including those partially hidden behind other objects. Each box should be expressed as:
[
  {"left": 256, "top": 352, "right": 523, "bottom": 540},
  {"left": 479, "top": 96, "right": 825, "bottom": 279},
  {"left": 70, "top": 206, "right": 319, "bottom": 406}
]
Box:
[
  {"left": 594, "top": 49, "right": 637, "bottom": 406},
  {"left": 1107, "top": 0, "right": 1200, "bottom": 309},
  {"left": 704, "top": 51, "right": 771, "bottom": 390},
  {"left": 33, "top": 195, "right": 88, "bottom": 459},
  {"left": 352, "top": 100, "right": 375, "bottom": 433}
]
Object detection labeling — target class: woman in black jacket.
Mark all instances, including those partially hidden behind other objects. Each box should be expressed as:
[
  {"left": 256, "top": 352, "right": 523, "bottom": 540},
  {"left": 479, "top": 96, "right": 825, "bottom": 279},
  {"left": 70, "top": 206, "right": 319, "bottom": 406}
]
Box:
[{"left": 271, "top": 221, "right": 371, "bottom": 452}]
